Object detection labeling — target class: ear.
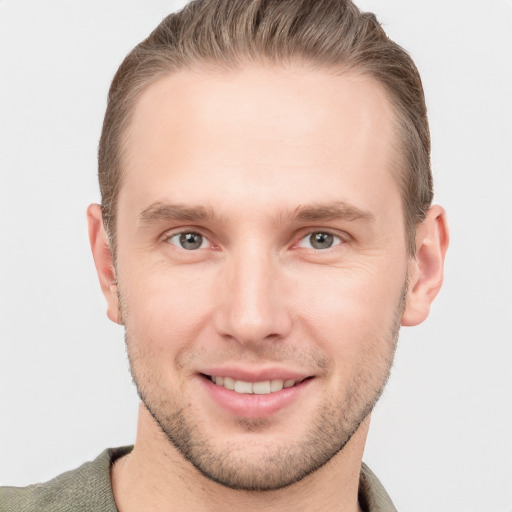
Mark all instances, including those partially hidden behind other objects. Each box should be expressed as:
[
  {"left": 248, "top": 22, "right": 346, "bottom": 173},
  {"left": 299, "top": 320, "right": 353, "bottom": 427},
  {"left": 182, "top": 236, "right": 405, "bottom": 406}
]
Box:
[
  {"left": 402, "top": 205, "right": 449, "bottom": 326},
  {"left": 87, "top": 203, "right": 122, "bottom": 325}
]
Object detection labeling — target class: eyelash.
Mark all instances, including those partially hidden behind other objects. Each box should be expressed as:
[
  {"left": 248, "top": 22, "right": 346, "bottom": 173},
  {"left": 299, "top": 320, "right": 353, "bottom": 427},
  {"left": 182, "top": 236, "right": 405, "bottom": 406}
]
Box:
[
  {"left": 166, "top": 231, "right": 211, "bottom": 251},
  {"left": 164, "top": 229, "right": 345, "bottom": 252},
  {"left": 296, "top": 231, "right": 343, "bottom": 251}
]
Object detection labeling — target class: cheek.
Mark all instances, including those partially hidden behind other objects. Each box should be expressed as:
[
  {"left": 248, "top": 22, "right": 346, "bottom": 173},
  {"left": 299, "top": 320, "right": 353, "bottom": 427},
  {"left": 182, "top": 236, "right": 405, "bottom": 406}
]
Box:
[
  {"left": 119, "top": 263, "right": 216, "bottom": 353},
  {"left": 293, "top": 263, "right": 405, "bottom": 355}
]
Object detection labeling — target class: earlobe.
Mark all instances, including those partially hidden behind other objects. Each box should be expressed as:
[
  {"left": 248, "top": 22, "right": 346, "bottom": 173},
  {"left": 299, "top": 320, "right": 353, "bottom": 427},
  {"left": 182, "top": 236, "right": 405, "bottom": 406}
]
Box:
[
  {"left": 401, "top": 205, "right": 449, "bottom": 326},
  {"left": 87, "top": 204, "right": 122, "bottom": 325}
]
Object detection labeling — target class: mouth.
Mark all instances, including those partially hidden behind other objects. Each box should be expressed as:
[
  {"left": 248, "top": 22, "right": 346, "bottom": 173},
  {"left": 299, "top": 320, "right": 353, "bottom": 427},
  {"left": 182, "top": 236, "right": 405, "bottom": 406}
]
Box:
[
  {"left": 201, "top": 374, "right": 310, "bottom": 395},
  {"left": 199, "top": 372, "right": 314, "bottom": 419}
]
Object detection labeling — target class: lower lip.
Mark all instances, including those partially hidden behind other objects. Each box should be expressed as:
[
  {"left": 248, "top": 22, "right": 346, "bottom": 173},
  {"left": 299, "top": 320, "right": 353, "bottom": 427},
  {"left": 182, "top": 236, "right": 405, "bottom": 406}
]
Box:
[{"left": 201, "top": 376, "right": 312, "bottom": 419}]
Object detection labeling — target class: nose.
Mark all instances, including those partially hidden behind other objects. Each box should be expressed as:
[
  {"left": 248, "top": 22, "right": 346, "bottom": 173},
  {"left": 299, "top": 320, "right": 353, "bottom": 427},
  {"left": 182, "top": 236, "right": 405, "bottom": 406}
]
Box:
[{"left": 213, "top": 245, "right": 293, "bottom": 346}]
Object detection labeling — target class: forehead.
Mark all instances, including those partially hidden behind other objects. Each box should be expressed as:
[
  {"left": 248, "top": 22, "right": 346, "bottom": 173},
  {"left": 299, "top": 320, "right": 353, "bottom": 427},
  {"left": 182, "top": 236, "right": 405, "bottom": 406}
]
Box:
[{"left": 120, "top": 64, "right": 400, "bottom": 218}]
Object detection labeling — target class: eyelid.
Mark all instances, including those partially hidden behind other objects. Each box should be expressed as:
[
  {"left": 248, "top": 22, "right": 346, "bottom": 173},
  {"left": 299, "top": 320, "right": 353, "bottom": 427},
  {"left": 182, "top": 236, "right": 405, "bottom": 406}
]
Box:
[
  {"left": 163, "top": 227, "right": 214, "bottom": 249},
  {"left": 294, "top": 229, "right": 347, "bottom": 250},
  {"left": 169, "top": 233, "right": 209, "bottom": 250},
  {"left": 160, "top": 226, "right": 348, "bottom": 251}
]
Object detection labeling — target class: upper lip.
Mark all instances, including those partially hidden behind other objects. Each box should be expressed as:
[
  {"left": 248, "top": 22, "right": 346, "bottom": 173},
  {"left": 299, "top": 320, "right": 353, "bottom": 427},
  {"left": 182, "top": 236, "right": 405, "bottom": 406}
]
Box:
[{"left": 199, "top": 366, "right": 311, "bottom": 382}]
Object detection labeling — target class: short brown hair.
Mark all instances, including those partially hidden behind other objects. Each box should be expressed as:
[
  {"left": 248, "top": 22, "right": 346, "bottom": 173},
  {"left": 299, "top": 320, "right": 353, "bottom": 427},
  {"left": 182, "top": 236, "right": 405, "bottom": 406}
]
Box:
[{"left": 98, "top": 0, "right": 432, "bottom": 255}]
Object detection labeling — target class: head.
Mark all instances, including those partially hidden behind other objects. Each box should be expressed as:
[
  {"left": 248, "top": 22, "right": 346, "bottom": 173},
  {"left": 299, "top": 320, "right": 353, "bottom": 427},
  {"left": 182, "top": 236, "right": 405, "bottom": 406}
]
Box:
[
  {"left": 89, "top": 0, "right": 448, "bottom": 493},
  {"left": 98, "top": 0, "right": 432, "bottom": 257}
]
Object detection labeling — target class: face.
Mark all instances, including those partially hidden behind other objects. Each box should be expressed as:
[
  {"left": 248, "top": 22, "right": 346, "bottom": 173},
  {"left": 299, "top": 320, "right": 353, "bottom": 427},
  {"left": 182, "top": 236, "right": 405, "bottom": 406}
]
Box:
[{"left": 114, "top": 65, "right": 409, "bottom": 490}]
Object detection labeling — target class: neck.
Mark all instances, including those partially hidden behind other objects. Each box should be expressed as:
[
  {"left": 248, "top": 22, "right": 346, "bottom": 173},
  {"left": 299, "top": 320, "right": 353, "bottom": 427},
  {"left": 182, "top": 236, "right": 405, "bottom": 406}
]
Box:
[{"left": 112, "top": 404, "right": 369, "bottom": 512}]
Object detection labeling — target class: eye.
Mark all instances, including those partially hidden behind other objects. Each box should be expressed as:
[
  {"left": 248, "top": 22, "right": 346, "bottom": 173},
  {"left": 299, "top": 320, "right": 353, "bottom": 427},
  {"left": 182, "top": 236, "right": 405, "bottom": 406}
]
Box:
[
  {"left": 167, "top": 232, "right": 209, "bottom": 250},
  {"left": 297, "top": 231, "right": 342, "bottom": 250}
]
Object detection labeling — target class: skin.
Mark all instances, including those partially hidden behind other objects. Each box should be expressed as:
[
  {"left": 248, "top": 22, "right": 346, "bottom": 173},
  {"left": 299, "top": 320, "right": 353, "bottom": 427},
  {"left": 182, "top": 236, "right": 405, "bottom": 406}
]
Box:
[{"left": 88, "top": 64, "right": 448, "bottom": 512}]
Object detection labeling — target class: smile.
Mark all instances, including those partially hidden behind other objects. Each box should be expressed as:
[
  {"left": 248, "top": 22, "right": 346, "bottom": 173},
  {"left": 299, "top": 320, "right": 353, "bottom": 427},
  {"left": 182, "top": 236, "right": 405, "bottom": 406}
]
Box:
[
  {"left": 201, "top": 373, "right": 313, "bottom": 418},
  {"left": 209, "top": 375, "right": 303, "bottom": 395}
]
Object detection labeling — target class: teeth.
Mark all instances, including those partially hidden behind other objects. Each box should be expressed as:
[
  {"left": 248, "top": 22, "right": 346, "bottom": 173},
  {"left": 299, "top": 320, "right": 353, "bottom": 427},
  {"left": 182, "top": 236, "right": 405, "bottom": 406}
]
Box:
[
  {"left": 270, "top": 379, "right": 284, "bottom": 392},
  {"left": 223, "top": 377, "right": 235, "bottom": 390},
  {"left": 234, "top": 380, "right": 253, "bottom": 394},
  {"left": 252, "top": 381, "right": 271, "bottom": 395},
  {"left": 210, "top": 376, "right": 298, "bottom": 394}
]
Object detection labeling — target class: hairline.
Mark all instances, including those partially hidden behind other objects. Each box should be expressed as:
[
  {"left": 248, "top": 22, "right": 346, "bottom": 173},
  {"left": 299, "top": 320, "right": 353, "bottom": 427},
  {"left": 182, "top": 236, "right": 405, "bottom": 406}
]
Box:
[{"left": 105, "top": 60, "right": 418, "bottom": 257}]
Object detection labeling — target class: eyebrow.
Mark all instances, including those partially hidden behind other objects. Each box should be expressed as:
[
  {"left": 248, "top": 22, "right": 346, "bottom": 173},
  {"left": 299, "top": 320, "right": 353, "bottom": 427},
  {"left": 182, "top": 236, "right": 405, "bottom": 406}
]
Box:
[
  {"left": 138, "top": 200, "right": 375, "bottom": 226},
  {"left": 139, "top": 202, "right": 219, "bottom": 225},
  {"left": 291, "top": 201, "right": 375, "bottom": 223}
]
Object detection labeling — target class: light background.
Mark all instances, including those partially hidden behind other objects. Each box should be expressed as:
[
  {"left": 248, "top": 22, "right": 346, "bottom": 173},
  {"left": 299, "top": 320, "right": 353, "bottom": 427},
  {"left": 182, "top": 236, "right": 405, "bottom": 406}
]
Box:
[{"left": 1, "top": 1, "right": 511, "bottom": 511}]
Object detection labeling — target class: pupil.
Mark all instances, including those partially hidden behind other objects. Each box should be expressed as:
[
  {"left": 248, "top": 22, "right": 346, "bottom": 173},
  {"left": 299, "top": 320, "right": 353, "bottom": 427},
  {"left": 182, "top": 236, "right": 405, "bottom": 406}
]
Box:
[
  {"left": 310, "top": 232, "right": 333, "bottom": 249},
  {"left": 180, "top": 233, "right": 202, "bottom": 250}
]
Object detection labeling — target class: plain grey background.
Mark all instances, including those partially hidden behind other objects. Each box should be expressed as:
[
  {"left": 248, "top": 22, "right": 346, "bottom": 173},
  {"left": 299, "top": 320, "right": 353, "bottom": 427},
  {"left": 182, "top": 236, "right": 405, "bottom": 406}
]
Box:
[{"left": 1, "top": 1, "right": 511, "bottom": 511}]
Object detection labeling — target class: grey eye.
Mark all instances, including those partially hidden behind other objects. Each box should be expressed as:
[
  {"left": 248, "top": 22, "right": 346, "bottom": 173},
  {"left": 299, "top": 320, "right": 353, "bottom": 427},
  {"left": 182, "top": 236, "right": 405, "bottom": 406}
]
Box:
[
  {"left": 297, "top": 231, "right": 341, "bottom": 250},
  {"left": 309, "top": 232, "right": 334, "bottom": 249},
  {"left": 168, "top": 232, "right": 207, "bottom": 250}
]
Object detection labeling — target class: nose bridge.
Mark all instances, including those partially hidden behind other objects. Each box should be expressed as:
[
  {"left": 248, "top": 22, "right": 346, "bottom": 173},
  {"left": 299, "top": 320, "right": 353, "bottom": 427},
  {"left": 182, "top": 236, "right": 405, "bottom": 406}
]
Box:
[{"left": 214, "top": 241, "right": 291, "bottom": 344}]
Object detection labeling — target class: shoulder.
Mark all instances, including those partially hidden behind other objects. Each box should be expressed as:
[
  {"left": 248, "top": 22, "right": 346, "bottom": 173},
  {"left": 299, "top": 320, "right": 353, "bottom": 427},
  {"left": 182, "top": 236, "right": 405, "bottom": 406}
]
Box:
[
  {"left": 359, "top": 462, "right": 397, "bottom": 512},
  {"left": 0, "top": 447, "right": 132, "bottom": 512}
]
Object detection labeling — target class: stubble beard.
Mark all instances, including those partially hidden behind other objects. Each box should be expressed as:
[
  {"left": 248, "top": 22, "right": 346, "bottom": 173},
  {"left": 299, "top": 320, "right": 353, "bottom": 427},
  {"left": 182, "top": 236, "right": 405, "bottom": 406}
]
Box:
[{"left": 122, "top": 283, "right": 406, "bottom": 492}]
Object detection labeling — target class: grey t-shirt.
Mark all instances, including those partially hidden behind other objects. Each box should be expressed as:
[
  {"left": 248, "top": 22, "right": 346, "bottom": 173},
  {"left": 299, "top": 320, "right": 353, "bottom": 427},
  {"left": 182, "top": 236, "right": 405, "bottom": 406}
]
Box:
[{"left": 0, "top": 447, "right": 397, "bottom": 511}]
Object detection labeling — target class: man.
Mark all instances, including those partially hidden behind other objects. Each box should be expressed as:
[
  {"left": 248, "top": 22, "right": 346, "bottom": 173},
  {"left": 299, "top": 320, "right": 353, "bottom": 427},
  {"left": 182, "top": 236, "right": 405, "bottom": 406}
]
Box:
[{"left": 2, "top": 0, "right": 448, "bottom": 510}]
